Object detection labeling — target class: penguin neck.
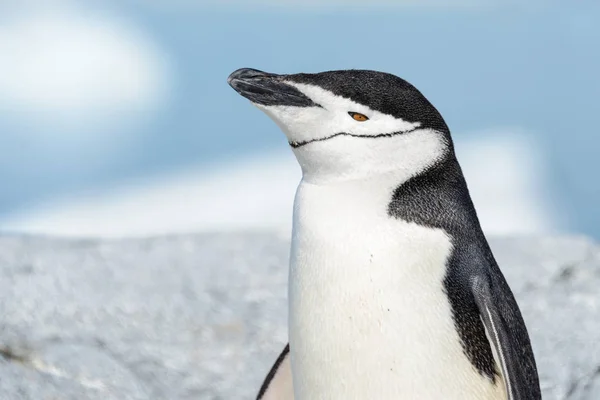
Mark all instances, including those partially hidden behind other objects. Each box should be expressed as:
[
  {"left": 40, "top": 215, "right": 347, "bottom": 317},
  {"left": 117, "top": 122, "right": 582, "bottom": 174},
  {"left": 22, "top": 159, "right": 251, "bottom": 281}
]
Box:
[{"left": 291, "top": 151, "right": 480, "bottom": 234}]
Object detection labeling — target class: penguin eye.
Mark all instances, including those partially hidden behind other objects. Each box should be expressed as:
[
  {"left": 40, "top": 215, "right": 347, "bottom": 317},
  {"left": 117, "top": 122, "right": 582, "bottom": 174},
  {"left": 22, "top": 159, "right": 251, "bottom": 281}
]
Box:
[{"left": 348, "top": 112, "right": 369, "bottom": 122}]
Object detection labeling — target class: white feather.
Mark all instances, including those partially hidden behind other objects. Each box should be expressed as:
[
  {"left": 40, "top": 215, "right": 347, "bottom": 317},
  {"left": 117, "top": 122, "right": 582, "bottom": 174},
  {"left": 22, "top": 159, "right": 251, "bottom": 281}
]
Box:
[
  {"left": 484, "top": 306, "right": 512, "bottom": 400},
  {"left": 288, "top": 173, "right": 506, "bottom": 399}
]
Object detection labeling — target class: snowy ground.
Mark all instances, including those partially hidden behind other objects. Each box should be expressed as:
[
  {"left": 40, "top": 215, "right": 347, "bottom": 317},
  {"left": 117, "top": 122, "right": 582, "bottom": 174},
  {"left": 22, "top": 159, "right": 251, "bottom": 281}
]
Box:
[{"left": 0, "top": 232, "right": 598, "bottom": 399}]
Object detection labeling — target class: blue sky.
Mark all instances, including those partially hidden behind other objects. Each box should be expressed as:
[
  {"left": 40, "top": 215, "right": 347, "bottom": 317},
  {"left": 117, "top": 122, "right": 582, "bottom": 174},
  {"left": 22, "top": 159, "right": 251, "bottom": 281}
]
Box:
[{"left": 0, "top": 2, "right": 599, "bottom": 237}]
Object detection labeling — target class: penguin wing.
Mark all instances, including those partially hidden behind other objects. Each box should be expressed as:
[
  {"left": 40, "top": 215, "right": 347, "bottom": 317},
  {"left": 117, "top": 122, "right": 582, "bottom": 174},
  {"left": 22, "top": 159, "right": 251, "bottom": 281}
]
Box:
[
  {"left": 256, "top": 343, "right": 295, "bottom": 400},
  {"left": 472, "top": 275, "right": 541, "bottom": 400}
]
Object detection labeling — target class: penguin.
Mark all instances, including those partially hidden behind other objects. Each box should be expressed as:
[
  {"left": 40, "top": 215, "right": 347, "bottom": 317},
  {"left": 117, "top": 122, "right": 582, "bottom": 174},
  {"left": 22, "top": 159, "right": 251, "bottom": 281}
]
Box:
[{"left": 227, "top": 68, "right": 541, "bottom": 400}]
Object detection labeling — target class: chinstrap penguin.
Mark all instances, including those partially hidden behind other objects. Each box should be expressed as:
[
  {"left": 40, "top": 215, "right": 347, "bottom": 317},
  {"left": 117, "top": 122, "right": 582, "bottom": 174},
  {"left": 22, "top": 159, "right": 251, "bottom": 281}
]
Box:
[{"left": 227, "top": 68, "right": 541, "bottom": 400}]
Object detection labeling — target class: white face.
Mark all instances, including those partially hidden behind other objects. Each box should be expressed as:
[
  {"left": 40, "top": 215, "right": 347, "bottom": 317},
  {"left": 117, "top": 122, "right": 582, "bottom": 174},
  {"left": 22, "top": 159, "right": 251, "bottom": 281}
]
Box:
[{"left": 254, "top": 81, "right": 449, "bottom": 185}]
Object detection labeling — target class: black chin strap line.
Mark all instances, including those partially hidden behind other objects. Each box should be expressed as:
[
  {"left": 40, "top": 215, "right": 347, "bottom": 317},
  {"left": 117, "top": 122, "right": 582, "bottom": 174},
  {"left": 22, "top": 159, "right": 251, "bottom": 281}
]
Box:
[{"left": 289, "top": 127, "right": 421, "bottom": 148}]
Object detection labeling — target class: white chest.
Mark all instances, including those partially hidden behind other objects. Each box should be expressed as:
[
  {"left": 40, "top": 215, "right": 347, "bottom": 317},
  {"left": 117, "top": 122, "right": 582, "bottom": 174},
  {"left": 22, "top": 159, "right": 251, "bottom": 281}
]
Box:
[{"left": 288, "top": 178, "right": 505, "bottom": 400}]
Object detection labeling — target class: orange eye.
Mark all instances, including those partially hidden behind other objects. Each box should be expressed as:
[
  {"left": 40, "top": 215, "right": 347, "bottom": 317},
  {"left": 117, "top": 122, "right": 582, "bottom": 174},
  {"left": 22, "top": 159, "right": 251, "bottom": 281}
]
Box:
[{"left": 349, "top": 112, "right": 369, "bottom": 122}]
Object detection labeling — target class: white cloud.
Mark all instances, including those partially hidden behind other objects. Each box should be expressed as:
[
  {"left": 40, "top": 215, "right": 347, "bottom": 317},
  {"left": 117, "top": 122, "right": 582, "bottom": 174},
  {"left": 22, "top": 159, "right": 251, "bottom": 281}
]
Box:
[
  {"left": 0, "top": 129, "right": 562, "bottom": 238},
  {"left": 0, "top": 5, "right": 171, "bottom": 135}
]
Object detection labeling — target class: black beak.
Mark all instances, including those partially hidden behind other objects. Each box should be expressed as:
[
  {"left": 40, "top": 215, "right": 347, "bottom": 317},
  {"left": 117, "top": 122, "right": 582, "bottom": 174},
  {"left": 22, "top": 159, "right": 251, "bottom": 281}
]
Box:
[{"left": 227, "top": 68, "right": 318, "bottom": 108}]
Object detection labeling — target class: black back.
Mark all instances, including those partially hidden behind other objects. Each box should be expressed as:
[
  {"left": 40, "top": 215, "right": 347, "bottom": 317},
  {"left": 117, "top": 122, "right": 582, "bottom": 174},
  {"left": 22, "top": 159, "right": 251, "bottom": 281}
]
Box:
[{"left": 388, "top": 151, "right": 541, "bottom": 397}]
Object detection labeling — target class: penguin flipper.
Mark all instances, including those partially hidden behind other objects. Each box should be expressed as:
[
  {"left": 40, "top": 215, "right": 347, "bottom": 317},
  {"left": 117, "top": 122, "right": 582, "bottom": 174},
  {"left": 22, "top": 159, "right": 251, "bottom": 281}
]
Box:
[
  {"left": 471, "top": 275, "right": 541, "bottom": 400},
  {"left": 256, "top": 343, "right": 295, "bottom": 400}
]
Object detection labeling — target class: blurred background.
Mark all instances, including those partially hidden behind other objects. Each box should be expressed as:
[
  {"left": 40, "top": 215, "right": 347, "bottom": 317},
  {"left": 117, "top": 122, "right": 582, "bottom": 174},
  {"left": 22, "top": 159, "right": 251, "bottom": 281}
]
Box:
[{"left": 0, "top": 0, "right": 598, "bottom": 239}]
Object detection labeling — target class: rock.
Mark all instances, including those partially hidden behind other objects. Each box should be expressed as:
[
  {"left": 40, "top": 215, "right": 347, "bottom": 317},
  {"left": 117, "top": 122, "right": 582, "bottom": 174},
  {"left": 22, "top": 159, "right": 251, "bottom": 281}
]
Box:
[{"left": 0, "top": 233, "right": 598, "bottom": 399}]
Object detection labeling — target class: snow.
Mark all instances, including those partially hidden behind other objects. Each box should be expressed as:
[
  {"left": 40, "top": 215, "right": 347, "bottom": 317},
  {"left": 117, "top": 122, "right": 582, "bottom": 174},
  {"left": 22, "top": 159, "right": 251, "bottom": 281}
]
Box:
[{"left": 0, "top": 232, "right": 598, "bottom": 399}]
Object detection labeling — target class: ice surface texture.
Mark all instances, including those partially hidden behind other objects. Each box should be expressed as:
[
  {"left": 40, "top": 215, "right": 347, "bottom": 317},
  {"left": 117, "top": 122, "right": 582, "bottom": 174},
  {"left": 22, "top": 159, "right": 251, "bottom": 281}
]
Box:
[{"left": 0, "top": 233, "right": 598, "bottom": 399}]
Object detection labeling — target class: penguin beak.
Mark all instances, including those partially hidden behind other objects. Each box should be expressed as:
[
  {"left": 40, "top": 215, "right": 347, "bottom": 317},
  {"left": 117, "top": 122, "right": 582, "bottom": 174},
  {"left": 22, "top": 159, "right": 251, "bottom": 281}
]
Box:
[{"left": 228, "top": 68, "right": 318, "bottom": 108}]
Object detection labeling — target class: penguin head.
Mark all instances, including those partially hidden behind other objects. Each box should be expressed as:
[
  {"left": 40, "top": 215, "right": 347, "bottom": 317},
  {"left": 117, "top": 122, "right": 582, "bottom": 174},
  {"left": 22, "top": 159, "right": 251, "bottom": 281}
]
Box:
[{"left": 228, "top": 68, "right": 453, "bottom": 183}]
